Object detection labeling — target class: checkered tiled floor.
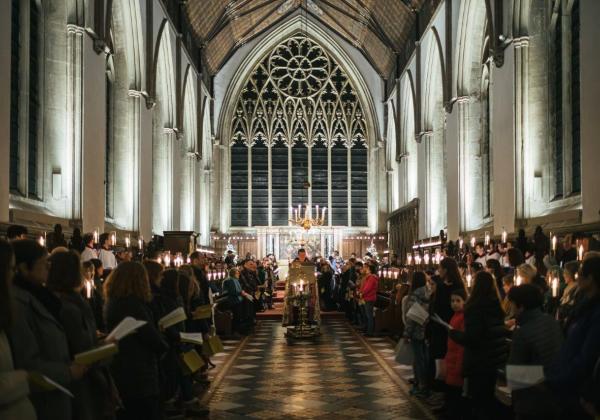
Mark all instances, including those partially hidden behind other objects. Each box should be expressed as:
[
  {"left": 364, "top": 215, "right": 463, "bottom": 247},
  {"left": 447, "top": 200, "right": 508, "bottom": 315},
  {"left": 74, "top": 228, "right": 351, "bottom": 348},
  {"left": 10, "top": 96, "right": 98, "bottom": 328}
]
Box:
[{"left": 205, "top": 320, "right": 433, "bottom": 419}]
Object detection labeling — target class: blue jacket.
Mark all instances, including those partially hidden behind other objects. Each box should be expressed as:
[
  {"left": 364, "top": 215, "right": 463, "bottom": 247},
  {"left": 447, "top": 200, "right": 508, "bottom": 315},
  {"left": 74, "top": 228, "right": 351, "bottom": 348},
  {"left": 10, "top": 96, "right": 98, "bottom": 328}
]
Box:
[
  {"left": 222, "top": 276, "right": 243, "bottom": 306},
  {"left": 547, "top": 297, "right": 600, "bottom": 400}
]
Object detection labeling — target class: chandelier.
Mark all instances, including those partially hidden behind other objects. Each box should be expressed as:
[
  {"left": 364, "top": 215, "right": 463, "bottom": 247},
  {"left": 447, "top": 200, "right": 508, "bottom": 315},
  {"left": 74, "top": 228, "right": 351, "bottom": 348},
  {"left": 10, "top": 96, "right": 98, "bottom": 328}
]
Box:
[
  {"left": 289, "top": 203, "right": 327, "bottom": 231},
  {"left": 289, "top": 182, "right": 327, "bottom": 230}
]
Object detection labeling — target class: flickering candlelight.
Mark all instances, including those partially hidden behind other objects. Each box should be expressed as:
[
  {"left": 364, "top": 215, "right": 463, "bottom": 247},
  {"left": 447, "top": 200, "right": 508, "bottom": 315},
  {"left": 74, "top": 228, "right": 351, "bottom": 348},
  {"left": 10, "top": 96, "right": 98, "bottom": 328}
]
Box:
[
  {"left": 393, "top": 270, "right": 399, "bottom": 280},
  {"left": 125, "top": 235, "right": 130, "bottom": 248},
  {"left": 459, "top": 237, "right": 464, "bottom": 249},
  {"left": 484, "top": 232, "right": 490, "bottom": 247},
  {"left": 415, "top": 254, "right": 422, "bottom": 265},
  {"left": 110, "top": 232, "right": 116, "bottom": 246},
  {"left": 516, "top": 275, "right": 523, "bottom": 286},
  {"left": 551, "top": 277, "right": 559, "bottom": 298},
  {"left": 93, "top": 228, "right": 99, "bottom": 244},
  {"left": 578, "top": 244, "right": 584, "bottom": 261},
  {"left": 407, "top": 253, "right": 413, "bottom": 266},
  {"left": 470, "top": 236, "right": 476, "bottom": 248},
  {"left": 38, "top": 232, "right": 46, "bottom": 248},
  {"left": 551, "top": 235, "right": 557, "bottom": 252},
  {"left": 85, "top": 279, "right": 93, "bottom": 299},
  {"left": 138, "top": 237, "right": 143, "bottom": 249},
  {"left": 466, "top": 274, "right": 472, "bottom": 288},
  {"left": 424, "top": 253, "right": 430, "bottom": 265},
  {"left": 502, "top": 228, "right": 507, "bottom": 244},
  {"left": 164, "top": 254, "right": 171, "bottom": 267}
]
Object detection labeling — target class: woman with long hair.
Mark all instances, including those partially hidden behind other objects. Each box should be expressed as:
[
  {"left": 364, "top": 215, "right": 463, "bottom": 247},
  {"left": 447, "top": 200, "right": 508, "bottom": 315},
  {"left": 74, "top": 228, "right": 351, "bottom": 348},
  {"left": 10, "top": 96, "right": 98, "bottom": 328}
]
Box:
[
  {"left": 449, "top": 271, "right": 508, "bottom": 419},
  {"left": 0, "top": 240, "right": 36, "bottom": 419},
  {"left": 47, "top": 250, "right": 116, "bottom": 420},
  {"left": 104, "top": 262, "right": 168, "bottom": 420}
]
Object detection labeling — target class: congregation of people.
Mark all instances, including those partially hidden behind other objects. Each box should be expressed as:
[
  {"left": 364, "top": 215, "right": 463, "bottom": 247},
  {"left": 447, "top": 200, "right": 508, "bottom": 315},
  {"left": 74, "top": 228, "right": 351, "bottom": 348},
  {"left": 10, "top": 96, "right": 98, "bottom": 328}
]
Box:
[{"left": 1, "top": 223, "right": 599, "bottom": 420}]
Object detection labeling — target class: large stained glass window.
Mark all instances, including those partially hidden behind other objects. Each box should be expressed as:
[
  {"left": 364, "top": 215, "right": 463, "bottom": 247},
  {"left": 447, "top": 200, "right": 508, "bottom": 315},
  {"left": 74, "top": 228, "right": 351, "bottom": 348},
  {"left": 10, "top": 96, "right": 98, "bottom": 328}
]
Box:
[{"left": 229, "top": 34, "right": 369, "bottom": 227}]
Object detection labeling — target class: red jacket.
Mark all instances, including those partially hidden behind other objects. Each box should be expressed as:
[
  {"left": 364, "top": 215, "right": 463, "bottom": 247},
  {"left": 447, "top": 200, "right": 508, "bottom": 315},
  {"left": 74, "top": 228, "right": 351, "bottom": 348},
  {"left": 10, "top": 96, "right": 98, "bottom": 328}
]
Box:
[
  {"left": 444, "top": 310, "right": 465, "bottom": 387},
  {"left": 360, "top": 274, "right": 379, "bottom": 302}
]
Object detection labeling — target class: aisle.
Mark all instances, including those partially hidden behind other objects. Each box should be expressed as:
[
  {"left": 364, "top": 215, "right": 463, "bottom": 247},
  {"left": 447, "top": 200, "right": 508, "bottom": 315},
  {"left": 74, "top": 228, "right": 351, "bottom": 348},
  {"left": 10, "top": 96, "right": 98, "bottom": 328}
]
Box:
[{"left": 205, "top": 320, "right": 433, "bottom": 419}]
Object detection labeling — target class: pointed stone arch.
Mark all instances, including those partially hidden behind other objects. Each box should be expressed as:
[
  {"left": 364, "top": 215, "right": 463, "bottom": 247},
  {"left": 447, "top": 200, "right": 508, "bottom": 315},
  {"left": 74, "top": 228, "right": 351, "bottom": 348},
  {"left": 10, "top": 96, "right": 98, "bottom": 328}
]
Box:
[
  {"left": 400, "top": 71, "right": 418, "bottom": 206},
  {"left": 217, "top": 15, "right": 381, "bottom": 232}
]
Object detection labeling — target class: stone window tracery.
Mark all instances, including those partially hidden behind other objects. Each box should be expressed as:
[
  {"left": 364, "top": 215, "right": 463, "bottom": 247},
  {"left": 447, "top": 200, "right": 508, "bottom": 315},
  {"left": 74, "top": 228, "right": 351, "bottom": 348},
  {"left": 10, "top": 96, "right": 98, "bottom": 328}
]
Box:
[{"left": 230, "top": 34, "right": 368, "bottom": 227}]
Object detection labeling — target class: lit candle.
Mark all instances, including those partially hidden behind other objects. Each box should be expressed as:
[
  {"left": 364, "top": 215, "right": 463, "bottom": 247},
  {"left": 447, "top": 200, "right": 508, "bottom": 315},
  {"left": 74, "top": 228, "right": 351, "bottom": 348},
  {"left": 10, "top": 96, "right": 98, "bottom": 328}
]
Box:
[
  {"left": 551, "top": 235, "right": 557, "bottom": 252},
  {"left": 93, "top": 229, "right": 99, "bottom": 244},
  {"left": 407, "top": 253, "right": 413, "bottom": 266},
  {"left": 138, "top": 237, "right": 143, "bottom": 249},
  {"left": 164, "top": 254, "right": 171, "bottom": 267},
  {"left": 470, "top": 236, "right": 476, "bottom": 248},
  {"left": 516, "top": 275, "right": 523, "bottom": 286},
  {"left": 378, "top": 269, "right": 382, "bottom": 277},
  {"left": 125, "top": 235, "right": 130, "bottom": 248},
  {"left": 393, "top": 270, "right": 398, "bottom": 279},
  {"left": 551, "top": 277, "right": 559, "bottom": 298},
  {"left": 415, "top": 255, "right": 421, "bottom": 265},
  {"left": 85, "top": 279, "right": 93, "bottom": 299},
  {"left": 466, "top": 274, "right": 472, "bottom": 288},
  {"left": 484, "top": 232, "right": 490, "bottom": 247},
  {"left": 186, "top": 257, "right": 191, "bottom": 264},
  {"left": 459, "top": 237, "right": 464, "bottom": 249},
  {"left": 424, "top": 253, "right": 430, "bottom": 265},
  {"left": 578, "top": 244, "right": 584, "bottom": 261},
  {"left": 111, "top": 232, "right": 116, "bottom": 246},
  {"left": 38, "top": 234, "right": 46, "bottom": 248},
  {"left": 502, "top": 228, "right": 507, "bottom": 244},
  {"left": 300, "top": 279, "right": 304, "bottom": 293}
]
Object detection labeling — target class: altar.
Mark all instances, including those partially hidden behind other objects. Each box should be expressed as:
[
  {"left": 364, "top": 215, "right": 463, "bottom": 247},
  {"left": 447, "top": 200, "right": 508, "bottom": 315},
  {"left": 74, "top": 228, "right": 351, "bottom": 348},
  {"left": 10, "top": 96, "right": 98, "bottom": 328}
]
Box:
[{"left": 282, "top": 261, "right": 321, "bottom": 342}]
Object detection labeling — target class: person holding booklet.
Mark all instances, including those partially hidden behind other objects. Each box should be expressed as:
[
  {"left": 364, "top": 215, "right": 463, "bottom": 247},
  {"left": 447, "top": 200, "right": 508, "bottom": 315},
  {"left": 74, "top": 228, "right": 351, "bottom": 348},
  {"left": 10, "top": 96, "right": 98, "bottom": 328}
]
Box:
[
  {"left": 47, "top": 250, "right": 118, "bottom": 420},
  {"left": 0, "top": 240, "right": 36, "bottom": 420},
  {"left": 104, "top": 262, "right": 168, "bottom": 420},
  {"left": 402, "top": 271, "right": 431, "bottom": 397},
  {"left": 9, "top": 240, "right": 88, "bottom": 420},
  {"left": 448, "top": 271, "right": 508, "bottom": 420}
]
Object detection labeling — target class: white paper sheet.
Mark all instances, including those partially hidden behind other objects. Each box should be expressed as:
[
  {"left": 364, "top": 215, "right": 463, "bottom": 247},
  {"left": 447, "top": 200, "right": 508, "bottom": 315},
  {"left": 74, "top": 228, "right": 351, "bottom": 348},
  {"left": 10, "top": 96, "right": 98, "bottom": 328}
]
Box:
[
  {"left": 506, "top": 365, "right": 545, "bottom": 390},
  {"left": 106, "top": 316, "right": 147, "bottom": 342}
]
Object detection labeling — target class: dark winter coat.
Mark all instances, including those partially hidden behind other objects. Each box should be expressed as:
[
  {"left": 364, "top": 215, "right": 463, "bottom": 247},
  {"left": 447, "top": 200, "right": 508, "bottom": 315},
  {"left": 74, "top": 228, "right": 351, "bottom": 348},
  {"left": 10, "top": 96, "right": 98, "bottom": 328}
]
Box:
[
  {"left": 449, "top": 297, "right": 508, "bottom": 377},
  {"left": 104, "top": 295, "right": 168, "bottom": 400},
  {"left": 9, "top": 283, "right": 72, "bottom": 420},
  {"left": 508, "top": 308, "right": 563, "bottom": 416},
  {"left": 59, "top": 292, "right": 116, "bottom": 420}
]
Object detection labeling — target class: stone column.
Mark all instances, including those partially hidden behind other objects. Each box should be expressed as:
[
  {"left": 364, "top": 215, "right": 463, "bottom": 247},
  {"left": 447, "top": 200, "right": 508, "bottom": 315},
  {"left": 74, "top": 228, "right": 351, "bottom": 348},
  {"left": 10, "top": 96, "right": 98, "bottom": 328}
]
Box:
[
  {"left": 66, "top": 24, "right": 85, "bottom": 221},
  {"left": 327, "top": 143, "right": 332, "bottom": 227},
  {"left": 445, "top": 102, "right": 460, "bottom": 241},
  {"left": 267, "top": 142, "right": 272, "bottom": 226},
  {"left": 347, "top": 146, "right": 352, "bottom": 226},
  {"left": 580, "top": 0, "right": 600, "bottom": 223},
  {"left": 248, "top": 144, "right": 252, "bottom": 227},
  {"left": 0, "top": 0, "right": 11, "bottom": 221},
  {"left": 513, "top": 37, "right": 530, "bottom": 219}
]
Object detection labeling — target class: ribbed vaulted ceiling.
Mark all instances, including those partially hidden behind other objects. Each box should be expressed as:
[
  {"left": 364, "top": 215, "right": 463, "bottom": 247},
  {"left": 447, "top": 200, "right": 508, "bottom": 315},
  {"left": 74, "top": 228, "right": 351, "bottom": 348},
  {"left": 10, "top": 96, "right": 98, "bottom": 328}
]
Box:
[{"left": 184, "top": 0, "right": 429, "bottom": 78}]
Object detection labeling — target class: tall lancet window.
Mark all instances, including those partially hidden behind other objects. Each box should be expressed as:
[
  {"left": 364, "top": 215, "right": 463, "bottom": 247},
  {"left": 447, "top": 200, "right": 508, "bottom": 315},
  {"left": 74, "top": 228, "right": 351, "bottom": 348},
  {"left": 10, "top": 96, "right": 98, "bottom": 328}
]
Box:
[{"left": 229, "top": 34, "right": 369, "bottom": 227}]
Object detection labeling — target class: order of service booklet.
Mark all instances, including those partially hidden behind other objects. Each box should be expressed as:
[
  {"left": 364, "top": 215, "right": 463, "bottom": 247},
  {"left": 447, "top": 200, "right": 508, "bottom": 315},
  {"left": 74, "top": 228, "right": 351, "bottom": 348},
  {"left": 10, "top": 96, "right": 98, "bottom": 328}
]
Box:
[
  {"left": 105, "top": 316, "right": 147, "bottom": 342},
  {"left": 74, "top": 343, "right": 119, "bottom": 365},
  {"left": 158, "top": 307, "right": 187, "bottom": 329}
]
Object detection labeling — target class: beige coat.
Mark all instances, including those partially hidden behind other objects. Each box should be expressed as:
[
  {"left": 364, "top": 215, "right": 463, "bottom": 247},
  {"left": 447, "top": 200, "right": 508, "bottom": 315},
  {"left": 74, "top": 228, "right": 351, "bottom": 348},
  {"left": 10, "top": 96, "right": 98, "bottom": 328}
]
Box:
[{"left": 0, "top": 331, "right": 36, "bottom": 420}]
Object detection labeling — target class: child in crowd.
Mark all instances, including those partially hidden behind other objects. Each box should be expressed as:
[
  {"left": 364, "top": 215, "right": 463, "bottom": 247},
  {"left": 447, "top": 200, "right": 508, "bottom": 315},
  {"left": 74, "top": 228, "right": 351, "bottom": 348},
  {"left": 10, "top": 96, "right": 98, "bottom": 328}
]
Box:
[{"left": 442, "top": 289, "right": 467, "bottom": 419}]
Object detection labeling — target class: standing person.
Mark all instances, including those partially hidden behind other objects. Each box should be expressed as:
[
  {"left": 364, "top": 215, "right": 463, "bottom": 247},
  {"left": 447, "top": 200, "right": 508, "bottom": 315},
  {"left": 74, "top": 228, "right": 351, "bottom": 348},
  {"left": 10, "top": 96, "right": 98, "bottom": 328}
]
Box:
[
  {"left": 403, "top": 271, "right": 430, "bottom": 397},
  {"left": 547, "top": 254, "right": 600, "bottom": 419},
  {"left": 47, "top": 224, "right": 67, "bottom": 252},
  {"left": 318, "top": 261, "right": 334, "bottom": 311},
  {"left": 0, "top": 240, "right": 36, "bottom": 420},
  {"left": 359, "top": 263, "right": 379, "bottom": 336},
  {"left": 440, "top": 289, "right": 467, "bottom": 420},
  {"left": 239, "top": 259, "right": 259, "bottom": 326},
  {"left": 98, "top": 234, "right": 117, "bottom": 270},
  {"left": 556, "top": 260, "right": 584, "bottom": 331},
  {"left": 507, "top": 284, "right": 563, "bottom": 419},
  {"left": 104, "top": 262, "right": 168, "bottom": 420},
  {"left": 6, "top": 225, "right": 28, "bottom": 241},
  {"left": 47, "top": 251, "right": 116, "bottom": 420},
  {"left": 448, "top": 271, "right": 508, "bottom": 420},
  {"left": 9, "top": 240, "right": 87, "bottom": 420},
  {"left": 430, "top": 258, "right": 467, "bottom": 385},
  {"left": 80, "top": 234, "right": 97, "bottom": 263},
  {"left": 486, "top": 258, "right": 506, "bottom": 298},
  {"left": 68, "top": 228, "right": 84, "bottom": 253}
]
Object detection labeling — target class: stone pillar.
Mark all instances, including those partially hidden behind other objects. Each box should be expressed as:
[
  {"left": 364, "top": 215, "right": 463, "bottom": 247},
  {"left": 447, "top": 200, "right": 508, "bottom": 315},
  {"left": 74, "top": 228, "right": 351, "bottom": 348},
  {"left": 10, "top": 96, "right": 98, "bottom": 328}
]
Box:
[
  {"left": 0, "top": 0, "right": 11, "bottom": 222},
  {"left": 81, "top": 33, "right": 107, "bottom": 233},
  {"left": 327, "top": 144, "right": 332, "bottom": 227},
  {"left": 445, "top": 103, "right": 460, "bottom": 241},
  {"left": 513, "top": 37, "right": 530, "bottom": 219},
  {"left": 139, "top": 100, "right": 153, "bottom": 239},
  {"left": 580, "top": 0, "right": 600, "bottom": 223},
  {"left": 491, "top": 46, "right": 516, "bottom": 235},
  {"left": 247, "top": 145, "right": 252, "bottom": 227},
  {"left": 66, "top": 25, "right": 85, "bottom": 221},
  {"left": 267, "top": 143, "right": 272, "bottom": 226}
]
